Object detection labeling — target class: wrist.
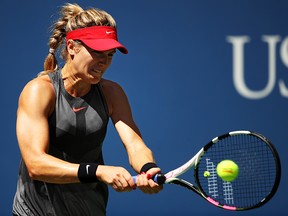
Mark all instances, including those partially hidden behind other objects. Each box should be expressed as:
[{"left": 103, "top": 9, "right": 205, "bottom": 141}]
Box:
[
  {"left": 140, "top": 162, "right": 158, "bottom": 173},
  {"left": 77, "top": 163, "right": 100, "bottom": 183}
]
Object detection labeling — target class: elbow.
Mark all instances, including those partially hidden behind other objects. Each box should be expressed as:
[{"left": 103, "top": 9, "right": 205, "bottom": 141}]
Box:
[
  {"left": 25, "top": 157, "right": 45, "bottom": 180},
  {"left": 27, "top": 165, "right": 43, "bottom": 180},
  {"left": 27, "top": 167, "right": 41, "bottom": 180}
]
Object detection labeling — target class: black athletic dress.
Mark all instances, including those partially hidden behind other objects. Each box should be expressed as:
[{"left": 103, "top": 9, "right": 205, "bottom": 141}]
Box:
[{"left": 13, "top": 70, "right": 110, "bottom": 216}]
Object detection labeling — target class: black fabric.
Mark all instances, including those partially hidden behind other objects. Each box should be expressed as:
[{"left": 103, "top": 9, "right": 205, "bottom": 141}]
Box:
[
  {"left": 140, "top": 162, "right": 158, "bottom": 173},
  {"left": 12, "top": 70, "right": 110, "bottom": 216},
  {"left": 78, "top": 163, "right": 100, "bottom": 183}
]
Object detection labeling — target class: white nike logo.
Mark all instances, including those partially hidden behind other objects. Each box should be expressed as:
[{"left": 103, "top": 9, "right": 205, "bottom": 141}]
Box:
[
  {"left": 86, "top": 165, "right": 90, "bottom": 174},
  {"left": 106, "top": 30, "right": 114, "bottom": 35}
]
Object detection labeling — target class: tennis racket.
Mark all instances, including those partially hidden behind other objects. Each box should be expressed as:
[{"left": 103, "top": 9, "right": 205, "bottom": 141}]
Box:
[{"left": 133, "top": 130, "right": 281, "bottom": 211}]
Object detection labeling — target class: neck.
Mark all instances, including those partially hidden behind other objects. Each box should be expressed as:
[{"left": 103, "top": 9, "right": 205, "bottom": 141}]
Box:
[{"left": 61, "top": 64, "right": 91, "bottom": 97}]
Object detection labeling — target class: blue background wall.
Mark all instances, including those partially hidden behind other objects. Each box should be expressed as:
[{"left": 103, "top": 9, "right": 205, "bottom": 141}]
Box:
[{"left": 1, "top": 0, "right": 287, "bottom": 215}]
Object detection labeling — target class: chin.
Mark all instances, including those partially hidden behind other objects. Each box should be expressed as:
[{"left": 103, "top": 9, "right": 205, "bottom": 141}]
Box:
[
  {"left": 90, "top": 77, "right": 102, "bottom": 84},
  {"left": 87, "top": 73, "right": 101, "bottom": 83}
]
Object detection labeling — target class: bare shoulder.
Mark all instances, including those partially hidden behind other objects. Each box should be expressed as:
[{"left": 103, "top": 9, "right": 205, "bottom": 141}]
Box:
[
  {"left": 99, "top": 78, "right": 127, "bottom": 98},
  {"left": 19, "top": 75, "right": 55, "bottom": 115},
  {"left": 21, "top": 75, "right": 54, "bottom": 97},
  {"left": 99, "top": 79, "right": 129, "bottom": 116},
  {"left": 99, "top": 78, "right": 124, "bottom": 92}
]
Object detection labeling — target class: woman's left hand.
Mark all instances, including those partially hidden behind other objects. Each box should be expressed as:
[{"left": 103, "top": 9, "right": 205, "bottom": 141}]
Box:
[{"left": 135, "top": 167, "right": 163, "bottom": 194}]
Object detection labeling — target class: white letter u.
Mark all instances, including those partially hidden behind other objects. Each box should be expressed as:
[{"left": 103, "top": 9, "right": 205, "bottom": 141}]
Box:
[{"left": 227, "top": 35, "right": 280, "bottom": 99}]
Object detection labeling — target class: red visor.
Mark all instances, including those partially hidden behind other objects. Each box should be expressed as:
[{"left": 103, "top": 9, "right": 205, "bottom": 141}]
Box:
[{"left": 66, "top": 26, "right": 128, "bottom": 54}]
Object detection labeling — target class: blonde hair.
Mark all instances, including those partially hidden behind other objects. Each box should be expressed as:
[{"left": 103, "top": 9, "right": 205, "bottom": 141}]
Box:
[{"left": 40, "top": 3, "right": 116, "bottom": 76}]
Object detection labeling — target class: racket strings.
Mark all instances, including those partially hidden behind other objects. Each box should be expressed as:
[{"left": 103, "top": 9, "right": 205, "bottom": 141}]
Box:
[{"left": 196, "top": 134, "right": 279, "bottom": 209}]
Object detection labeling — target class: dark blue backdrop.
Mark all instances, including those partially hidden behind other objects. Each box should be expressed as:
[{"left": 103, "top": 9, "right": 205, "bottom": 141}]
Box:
[{"left": 1, "top": 0, "right": 287, "bottom": 215}]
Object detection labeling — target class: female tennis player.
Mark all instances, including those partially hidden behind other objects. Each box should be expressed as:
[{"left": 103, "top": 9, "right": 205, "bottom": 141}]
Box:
[{"left": 12, "top": 3, "right": 162, "bottom": 216}]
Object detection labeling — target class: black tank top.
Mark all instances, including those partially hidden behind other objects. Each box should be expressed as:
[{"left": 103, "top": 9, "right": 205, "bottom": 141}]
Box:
[{"left": 13, "top": 70, "right": 109, "bottom": 216}]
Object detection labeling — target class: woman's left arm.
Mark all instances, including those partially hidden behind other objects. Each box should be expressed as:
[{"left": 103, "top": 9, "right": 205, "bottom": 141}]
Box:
[{"left": 100, "top": 79, "right": 163, "bottom": 193}]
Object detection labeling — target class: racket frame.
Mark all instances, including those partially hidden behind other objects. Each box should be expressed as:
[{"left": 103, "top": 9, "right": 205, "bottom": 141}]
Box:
[{"left": 163, "top": 130, "right": 281, "bottom": 211}]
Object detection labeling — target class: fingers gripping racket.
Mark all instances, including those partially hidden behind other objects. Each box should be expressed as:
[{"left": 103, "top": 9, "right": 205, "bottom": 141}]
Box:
[{"left": 134, "top": 130, "right": 281, "bottom": 211}]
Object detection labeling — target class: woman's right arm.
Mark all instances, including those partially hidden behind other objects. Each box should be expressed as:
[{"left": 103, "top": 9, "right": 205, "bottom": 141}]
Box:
[
  {"left": 16, "top": 76, "right": 80, "bottom": 184},
  {"left": 17, "top": 76, "right": 135, "bottom": 191}
]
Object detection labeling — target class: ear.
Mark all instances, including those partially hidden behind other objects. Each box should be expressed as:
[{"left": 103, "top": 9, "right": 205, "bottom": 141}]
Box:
[{"left": 67, "top": 40, "right": 81, "bottom": 55}]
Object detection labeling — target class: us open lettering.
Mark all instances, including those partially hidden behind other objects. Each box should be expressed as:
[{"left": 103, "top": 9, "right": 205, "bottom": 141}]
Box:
[{"left": 227, "top": 35, "right": 288, "bottom": 99}]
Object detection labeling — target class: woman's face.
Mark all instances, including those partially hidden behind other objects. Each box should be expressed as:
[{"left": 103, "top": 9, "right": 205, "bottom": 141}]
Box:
[{"left": 68, "top": 41, "right": 116, "bottom": 84}]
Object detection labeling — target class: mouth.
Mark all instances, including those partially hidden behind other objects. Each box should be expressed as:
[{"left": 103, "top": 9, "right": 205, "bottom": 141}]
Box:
[{"left": 91, "top": 69, "right": 103, "bottom": 75}]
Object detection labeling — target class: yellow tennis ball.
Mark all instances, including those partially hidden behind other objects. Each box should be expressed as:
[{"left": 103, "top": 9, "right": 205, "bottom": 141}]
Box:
[
  {"left": 204, "top": 171, "right": 210, "bottom": 177},
  {"left": 216, "top": 160, "right": 239, "bottom": 182}
]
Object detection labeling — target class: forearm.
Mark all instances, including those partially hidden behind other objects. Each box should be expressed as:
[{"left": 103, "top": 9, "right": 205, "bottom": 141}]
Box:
[
  {"left": 128, "top": 144, "right": 156, "bottom": 173},
  {"left": 114, "top": 121, "right": 156, "bottom": 173},
  {"left": 24, "top": 153, "right": 80, "bottom": 184}
]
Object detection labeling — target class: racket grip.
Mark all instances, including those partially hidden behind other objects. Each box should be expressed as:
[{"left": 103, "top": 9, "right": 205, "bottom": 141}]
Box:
[{"left": 132, "top": 173, "right": 166, "bottom": 184}]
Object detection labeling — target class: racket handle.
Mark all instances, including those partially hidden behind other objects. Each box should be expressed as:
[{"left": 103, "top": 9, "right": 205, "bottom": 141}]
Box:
[{"left": 132, "top": 173, "right": 166, "bottom": 185}]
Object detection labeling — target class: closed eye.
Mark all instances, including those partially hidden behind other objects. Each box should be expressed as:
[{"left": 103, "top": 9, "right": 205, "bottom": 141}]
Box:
[{"left": 92, "top": 50, "right": 116, "bottom": 58}]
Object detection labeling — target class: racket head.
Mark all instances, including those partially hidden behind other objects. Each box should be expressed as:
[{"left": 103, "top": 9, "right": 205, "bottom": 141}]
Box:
[{"left": 194, "top": 130, "right": 281, "bottom": 211}]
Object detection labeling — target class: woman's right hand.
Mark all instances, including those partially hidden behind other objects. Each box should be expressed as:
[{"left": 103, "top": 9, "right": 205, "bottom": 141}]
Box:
[{"left": 96, "top": 165, "right": 136, "bottom": 192}]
